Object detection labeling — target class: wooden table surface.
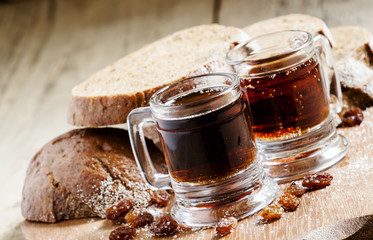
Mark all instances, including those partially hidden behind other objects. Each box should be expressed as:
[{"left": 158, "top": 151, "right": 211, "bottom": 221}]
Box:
[{"left": 1, "top": 0, "right": 373, "bottom": 239}]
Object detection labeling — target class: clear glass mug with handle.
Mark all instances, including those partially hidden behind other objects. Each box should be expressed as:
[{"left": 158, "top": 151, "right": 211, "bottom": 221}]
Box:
[
  {"left": 226, "top": 30, "right": 348, "bottom": 182},
  {"left": 127, "top": 73, "right": 277, "bottom": 227}
]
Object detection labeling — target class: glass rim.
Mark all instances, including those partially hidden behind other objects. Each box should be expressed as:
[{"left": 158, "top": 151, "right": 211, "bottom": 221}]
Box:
[
  {"left": 226, "top": 30, "right": 313, "bottom": 66},
  {"left": 149, "top": 73, "right": 240, "bottom": 119}
]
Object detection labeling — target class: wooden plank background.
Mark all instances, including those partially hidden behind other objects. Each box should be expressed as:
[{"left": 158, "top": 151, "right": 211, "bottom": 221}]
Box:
[{"left": 1, "top": 0, "right": 372, "bottom": 239}]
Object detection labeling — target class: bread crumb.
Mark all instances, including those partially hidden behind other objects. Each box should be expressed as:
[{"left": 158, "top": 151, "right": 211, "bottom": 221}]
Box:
[{"left": 79, "top": 178, "right": 151, "bottom": 218}]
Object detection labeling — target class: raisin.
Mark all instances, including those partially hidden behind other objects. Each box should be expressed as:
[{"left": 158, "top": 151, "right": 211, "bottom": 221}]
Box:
[
  {"left": 150, "top": 215, "right": 178, "bottom": 236},
  {"left": 126, "top": 211, "right": 154, "bottom": 228},
  {"left": 259, "top": 204, "right": 284, "bottom": 221},
  {"left": 109, "top": 226, "right": 136, "bottom": 240},
  {"left": 284, "top": 181, "right": 306, "bottom": 197},
  {"left": 151, "top": 190, "right": 171, "bottom": 207},
  {"left": 215, "top": 217, "right": 238, "bottom": 237},
  {"left": 106, "top": 199, "right": 135, "bottom": 224},
  {"left": 340, "top": 107, "right": 364, "bottom": 127},
  {"left": 302, "top": 172, "right": 333, "bottom": 190},
  {"left": 278, "top": 193, "right": 300, "bottom": 211}
]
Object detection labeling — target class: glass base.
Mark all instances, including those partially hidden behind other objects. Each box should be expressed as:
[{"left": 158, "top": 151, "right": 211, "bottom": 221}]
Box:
[
  {"left": 260, "top": 119, "right": 348, "bottom": 183},
  {"left": 170, "top": 174, "right": 278, "bottom": 227}
]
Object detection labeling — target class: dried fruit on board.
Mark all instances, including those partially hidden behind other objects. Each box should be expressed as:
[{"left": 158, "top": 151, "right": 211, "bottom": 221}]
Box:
[
  {"left": 109, "top": 226, "right": 136, "bottom": 240},
  {"left": 302, "top": 172, "right": 333, "bottom": 190},
  {"left": 278, "top": 193, "right": 300, "bottom": 211},
  {"left": 151, "top": 190, "right": 172, "bottom": 207},
  {"left": 150, "top": 215, "right": 178, "bottom": 236},
  {"left": 339, "top": 107, "right": 364, "bottom": 127},
  {"left": 105, "top": 199, "right": 135, "bottom": 224},
  {"left": 215, "top": 217, "right": 238, "bottom": 237},
  {"left": 284, "top": 181, "right": 306, "bottom": 197},
  {"left": 259, "top": 204, "right": 284, "bottom": 221},
  {"left": 126, "top": 210, "right": 154, "bottom": 228}
]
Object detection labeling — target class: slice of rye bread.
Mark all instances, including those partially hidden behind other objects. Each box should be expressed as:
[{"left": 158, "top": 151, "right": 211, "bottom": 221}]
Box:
[
  {"left": 331, "top": 26, "right": 373, "bottom": 108},
  {"left": 21, "top": 128, "right": 166, "bottom": 223},
  {"left": 242, "top": 14, "right": 335, "bottom": 46},
  {"left": 67, "top": 24, "right": 249, "bottom": 127},
  {"left": 331, "top": 26, "right": 373, "bottom": 65}
]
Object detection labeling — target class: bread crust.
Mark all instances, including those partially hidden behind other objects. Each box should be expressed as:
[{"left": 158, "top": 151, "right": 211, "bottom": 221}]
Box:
[{"left": 22, "top": 128, "right": 165, "bottom": 222}]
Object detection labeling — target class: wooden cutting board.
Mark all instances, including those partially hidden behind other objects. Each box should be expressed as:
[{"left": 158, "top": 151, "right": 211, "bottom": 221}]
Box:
[{"left": 21, "top": 108, "right": 373, "bottom": 240}]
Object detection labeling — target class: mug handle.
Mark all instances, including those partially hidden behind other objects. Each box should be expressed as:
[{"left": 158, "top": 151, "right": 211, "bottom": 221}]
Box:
[
  {"left": 313, "top": 34, "right": 343, "bottom": 114},
  {"left": 127, "top": 107, "right": 172, "bottom": 190}
]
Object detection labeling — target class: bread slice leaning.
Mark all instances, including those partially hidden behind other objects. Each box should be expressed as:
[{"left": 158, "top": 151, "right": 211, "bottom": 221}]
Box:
[
  {"left": 242, "top": 14, "right": 335, "bottom": 46},
  {"left": 331, "top": 26, "right": 373, "bottom": 108},
  {"left": 67, "top": 24, "right": 249, "bottom": 127},
  {"left": 331, "top": 26, "right": 373, "bottom": 64}
]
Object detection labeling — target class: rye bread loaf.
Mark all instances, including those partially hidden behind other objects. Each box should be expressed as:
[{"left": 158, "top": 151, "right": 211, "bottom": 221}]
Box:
[
  {"left": 331, "top": 26, "right": 373, "bottom": 108},
  {"left": 67, "top": 24, "right": 249, "bottom": 127},
  {"left": 242, "top": 14, "right": 335, "bottom": 46},
  {"left": 22, "top": 128, "right": 165, "bottom": 223}
]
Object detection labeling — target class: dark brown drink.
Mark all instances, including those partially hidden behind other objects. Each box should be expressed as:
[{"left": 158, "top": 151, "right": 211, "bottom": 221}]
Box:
[
  {"left": 155, "top": 88, "right": 257, "bottom": 184},
  {"left": 240, "top": 56, "right": 330, "bottom": 140}
]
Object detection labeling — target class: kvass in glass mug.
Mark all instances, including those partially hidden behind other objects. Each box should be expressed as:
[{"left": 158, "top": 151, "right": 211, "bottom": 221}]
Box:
[
  {"left": 227, "top": 30, "right": 348, "bottom": 182},
  {"left": 127, "top": 73, "right": 277, "bottom": 226}
]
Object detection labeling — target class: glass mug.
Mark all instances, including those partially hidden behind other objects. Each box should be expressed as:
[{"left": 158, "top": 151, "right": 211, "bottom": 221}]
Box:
[
  {"left": 127, "top": 73, "right": 277, "bottom": 226},
  {"left": 226, "top": 30, "right": 349, "bottom": 182}
]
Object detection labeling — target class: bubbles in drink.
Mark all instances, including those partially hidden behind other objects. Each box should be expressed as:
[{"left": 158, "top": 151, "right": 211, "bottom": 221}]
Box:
[{"left": 240, "top": 56, "right": 330, "bottom": 140}]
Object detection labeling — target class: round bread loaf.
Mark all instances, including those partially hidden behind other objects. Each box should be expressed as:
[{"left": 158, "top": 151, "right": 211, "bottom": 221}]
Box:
[{"left": 21, "top": 128, "right": 165, "bottom": 223}]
